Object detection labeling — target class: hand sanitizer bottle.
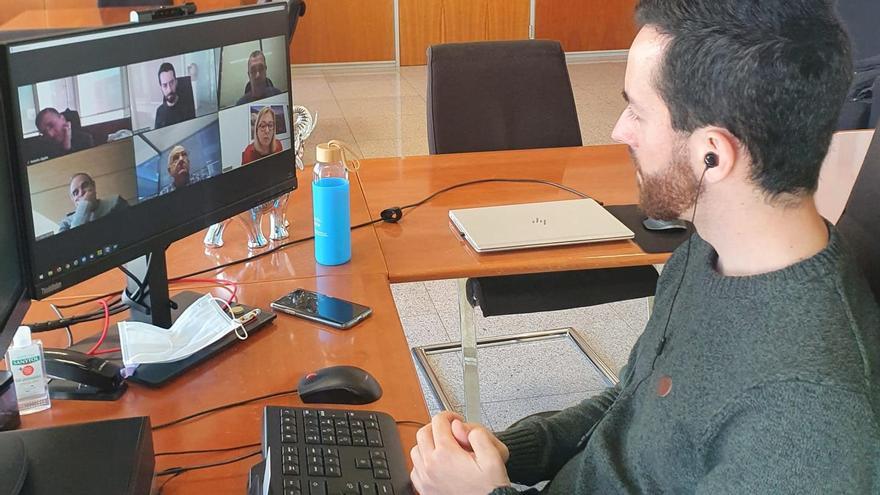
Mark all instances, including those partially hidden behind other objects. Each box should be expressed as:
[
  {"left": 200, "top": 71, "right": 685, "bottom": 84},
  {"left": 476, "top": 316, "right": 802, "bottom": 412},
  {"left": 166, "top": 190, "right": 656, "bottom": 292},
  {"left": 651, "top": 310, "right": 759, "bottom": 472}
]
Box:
[{"left": 4, "top": 326, "right": 51, "bottom": 415}]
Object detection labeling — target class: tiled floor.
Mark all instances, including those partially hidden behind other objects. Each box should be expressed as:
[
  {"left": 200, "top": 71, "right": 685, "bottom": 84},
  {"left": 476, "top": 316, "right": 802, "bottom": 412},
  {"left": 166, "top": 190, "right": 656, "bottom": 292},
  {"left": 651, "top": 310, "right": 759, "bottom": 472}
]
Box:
[{"left": 291, "top": 60, "right": 650, "bottom": 430}]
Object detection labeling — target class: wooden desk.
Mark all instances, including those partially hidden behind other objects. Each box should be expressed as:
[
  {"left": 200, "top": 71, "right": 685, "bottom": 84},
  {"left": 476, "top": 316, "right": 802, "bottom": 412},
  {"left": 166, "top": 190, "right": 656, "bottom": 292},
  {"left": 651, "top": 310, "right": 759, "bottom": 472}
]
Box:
[
  {"left": 22, "top": 275, "right": 429, "bottom": 494},
  {"left": 356, "top": 145, "right": 670, "bottom": 283}
]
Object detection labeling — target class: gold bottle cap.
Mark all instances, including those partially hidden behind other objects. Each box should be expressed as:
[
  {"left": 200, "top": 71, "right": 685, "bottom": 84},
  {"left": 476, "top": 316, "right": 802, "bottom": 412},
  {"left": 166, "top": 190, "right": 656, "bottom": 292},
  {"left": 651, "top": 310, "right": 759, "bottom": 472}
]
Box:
[{"left": 316, "top": 142, "right": 343, "bottom": 163}]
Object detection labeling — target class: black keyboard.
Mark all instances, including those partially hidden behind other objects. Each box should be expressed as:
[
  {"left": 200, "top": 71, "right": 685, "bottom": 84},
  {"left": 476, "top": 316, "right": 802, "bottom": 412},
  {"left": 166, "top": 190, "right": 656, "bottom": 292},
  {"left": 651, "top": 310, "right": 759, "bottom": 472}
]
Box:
[{"left": 261, "top": 406, "right": 412, "bottom": 495}]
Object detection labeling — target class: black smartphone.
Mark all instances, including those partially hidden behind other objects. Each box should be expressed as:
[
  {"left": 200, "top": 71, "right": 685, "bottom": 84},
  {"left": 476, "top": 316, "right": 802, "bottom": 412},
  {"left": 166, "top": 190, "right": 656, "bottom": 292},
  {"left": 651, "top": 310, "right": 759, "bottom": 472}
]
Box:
[{"left": 270, "top": 289, "right": 373, "bottom": 329}]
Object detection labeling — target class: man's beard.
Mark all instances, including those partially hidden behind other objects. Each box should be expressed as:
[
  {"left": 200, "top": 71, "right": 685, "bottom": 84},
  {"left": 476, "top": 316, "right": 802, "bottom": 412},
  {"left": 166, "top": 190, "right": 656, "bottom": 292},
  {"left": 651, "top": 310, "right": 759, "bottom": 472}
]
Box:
[
  {"left": 165, "top": 92, "right": 178, "bottom": 106},
  {"left": 632, "top": 141, "right": 702, "bottom": 220}
]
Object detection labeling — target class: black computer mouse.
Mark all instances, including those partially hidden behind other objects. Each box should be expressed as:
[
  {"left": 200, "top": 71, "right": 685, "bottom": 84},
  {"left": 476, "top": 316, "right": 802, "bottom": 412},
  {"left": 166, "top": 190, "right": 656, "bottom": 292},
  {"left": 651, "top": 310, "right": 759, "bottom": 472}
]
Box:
[
  {"left": 298, "top": 365, "right": 383, "bottom": 405},
  {"left": 642, "top": 217, "right": 689, "bottom": 232}
]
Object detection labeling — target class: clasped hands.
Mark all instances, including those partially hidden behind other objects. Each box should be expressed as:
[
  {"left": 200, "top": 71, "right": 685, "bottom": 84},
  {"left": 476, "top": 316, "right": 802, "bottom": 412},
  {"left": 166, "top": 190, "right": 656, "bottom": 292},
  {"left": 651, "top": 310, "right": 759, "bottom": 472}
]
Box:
[{"left": 410, "top": 411, "right": 511, "bottom": 495}]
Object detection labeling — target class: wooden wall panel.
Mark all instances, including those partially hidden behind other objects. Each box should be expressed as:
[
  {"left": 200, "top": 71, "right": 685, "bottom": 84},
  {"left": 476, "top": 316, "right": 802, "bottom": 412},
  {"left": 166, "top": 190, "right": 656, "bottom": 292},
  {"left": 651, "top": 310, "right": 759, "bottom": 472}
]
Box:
[
  {"left": 535, "top": 0, "right": 637, "bottom": 52},
  {"left": 399, "top": 0, "right": 530, "bottom": 66},
  {"left": 290, "top": 0, "right": 396, "bottom": 64}
]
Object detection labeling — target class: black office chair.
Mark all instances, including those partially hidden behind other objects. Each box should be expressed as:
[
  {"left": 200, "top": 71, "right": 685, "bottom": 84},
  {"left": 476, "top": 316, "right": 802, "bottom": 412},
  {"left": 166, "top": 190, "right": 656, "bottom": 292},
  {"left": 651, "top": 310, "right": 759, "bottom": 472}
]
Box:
[
  {"left": 835, "top": 0, "right": 880, "bottom": 130},
  {"left": 836, "top": 120, "right": 880, "bottom": 304},
  {"left": 417, "top": 40, "right": 659, "bottom": 413}
]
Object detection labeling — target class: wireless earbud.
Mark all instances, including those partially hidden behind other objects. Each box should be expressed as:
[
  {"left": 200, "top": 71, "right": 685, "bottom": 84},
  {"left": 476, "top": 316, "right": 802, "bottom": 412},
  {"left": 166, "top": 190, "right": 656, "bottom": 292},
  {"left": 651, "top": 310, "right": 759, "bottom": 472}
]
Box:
[{"left": 704, "top": 153, "right": 718, "bottom": 168}]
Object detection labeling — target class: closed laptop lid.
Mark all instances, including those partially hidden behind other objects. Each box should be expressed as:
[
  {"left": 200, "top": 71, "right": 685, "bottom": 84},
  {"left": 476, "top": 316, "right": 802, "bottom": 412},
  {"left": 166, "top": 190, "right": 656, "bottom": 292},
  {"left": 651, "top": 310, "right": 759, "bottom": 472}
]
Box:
[{"left": 448, "top": 198, "right": 634, "bottom": 252}]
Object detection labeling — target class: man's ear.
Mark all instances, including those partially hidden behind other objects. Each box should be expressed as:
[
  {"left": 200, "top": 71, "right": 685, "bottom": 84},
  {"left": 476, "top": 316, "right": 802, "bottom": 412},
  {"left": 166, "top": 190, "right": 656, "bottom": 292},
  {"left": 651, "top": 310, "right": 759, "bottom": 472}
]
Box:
[{"left": 697, "top": 127, "right": 740, "bottom": 184}]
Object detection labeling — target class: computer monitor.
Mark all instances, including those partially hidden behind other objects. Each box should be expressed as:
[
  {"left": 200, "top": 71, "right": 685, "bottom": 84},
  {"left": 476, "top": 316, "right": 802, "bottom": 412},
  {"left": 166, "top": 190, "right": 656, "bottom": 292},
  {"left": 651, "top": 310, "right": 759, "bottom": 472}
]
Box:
[
  {"left": 0, "top": 107, "right": 30, "bottom": 357},
  {"left": 0, "top": 3, "right": 297, "bottom": 327}
]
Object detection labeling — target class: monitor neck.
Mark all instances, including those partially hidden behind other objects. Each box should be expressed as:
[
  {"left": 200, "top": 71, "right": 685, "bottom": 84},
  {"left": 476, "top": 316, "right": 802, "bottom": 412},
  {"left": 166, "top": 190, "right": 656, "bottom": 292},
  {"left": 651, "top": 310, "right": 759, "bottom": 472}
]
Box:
[{"left": 122, "top": 249, "right": 174, "bottom": 328}]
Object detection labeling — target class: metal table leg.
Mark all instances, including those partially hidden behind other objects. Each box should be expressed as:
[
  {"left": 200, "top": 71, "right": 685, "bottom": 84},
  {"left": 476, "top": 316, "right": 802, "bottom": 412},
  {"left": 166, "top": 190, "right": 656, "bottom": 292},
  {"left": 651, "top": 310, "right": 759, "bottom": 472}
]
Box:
[{"left": 457, "top": 279, "right": 481, "bottom": 423}]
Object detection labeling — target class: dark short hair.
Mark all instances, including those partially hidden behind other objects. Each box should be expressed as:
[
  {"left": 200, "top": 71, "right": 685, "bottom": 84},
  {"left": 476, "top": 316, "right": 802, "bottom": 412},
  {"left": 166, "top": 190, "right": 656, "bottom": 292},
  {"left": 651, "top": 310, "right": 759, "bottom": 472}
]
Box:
[
  {"left": 157, "top": 62, "right": 176, "bottom": 82},
  {"left": 34, "top": 107, "right": 61, "bottom": 131},
  {"left": 636, "top": 0, "right": 853, "bottom": 199}
]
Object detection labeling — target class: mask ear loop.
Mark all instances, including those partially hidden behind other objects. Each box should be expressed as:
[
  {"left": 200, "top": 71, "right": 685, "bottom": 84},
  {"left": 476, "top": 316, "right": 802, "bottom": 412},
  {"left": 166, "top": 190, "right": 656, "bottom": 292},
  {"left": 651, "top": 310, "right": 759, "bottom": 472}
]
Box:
[{"left": 210, "top": 296, "right": 249, "bottom": 340}]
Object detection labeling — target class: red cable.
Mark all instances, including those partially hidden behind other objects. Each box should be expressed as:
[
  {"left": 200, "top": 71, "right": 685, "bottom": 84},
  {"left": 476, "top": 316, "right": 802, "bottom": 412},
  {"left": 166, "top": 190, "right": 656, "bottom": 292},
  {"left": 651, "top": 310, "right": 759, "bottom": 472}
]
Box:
[{"left": 86, "top": 298, "right": 111, "bottom": 355}]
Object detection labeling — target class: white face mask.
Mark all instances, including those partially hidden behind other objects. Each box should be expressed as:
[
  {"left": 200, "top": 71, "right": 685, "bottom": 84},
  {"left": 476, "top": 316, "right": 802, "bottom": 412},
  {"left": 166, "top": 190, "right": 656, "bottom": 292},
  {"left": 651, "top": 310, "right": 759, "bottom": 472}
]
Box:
[{"left": 118, "top": 294, "right": 247, "bottom": 367}]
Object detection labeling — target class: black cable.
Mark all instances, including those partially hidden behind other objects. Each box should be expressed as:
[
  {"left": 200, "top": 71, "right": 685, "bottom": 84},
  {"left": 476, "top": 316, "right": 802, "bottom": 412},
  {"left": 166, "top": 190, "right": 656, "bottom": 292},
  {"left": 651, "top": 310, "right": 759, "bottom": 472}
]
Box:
[
  {"left": 48, "top": 303, "right": 74, "bottom": 347},
  {"left": 152, "top": 388, "right": 298, "bottom": 431},
  {"left": 28, "top": 178, "right": 591, "bottom": 327},
  {"left": 155, "top": 471, "right": 182, "bottom": 495},
  {"left": 155, "top": 449, "right": 262, "bottom": 477},
  {"left": 27, "top": 300, "right": 127, "bottom": 333},
  {"left": 155, "top": 442, "right": 262, "bottom": 457}
]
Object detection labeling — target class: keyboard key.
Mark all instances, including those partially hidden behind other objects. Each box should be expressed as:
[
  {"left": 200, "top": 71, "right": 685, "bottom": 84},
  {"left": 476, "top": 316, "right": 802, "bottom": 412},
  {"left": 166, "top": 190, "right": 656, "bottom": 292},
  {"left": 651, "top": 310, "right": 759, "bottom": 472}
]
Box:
[
  {"left": 364, "top": 420, "right": 379, "bottom": 430},
  {"left": 306, "top": 435, "right": 321, "bottom": 444},
  {"left": 284, "top": 489, "right": 302, "bottom": 495},
  {"left": 284, "top": 478, "right": 302, "bottom": 489},
  {"left": 321, "top": 434, "right": 337, "bottom": 445},
  {"left": 284, "top": 446, "right": 298, "bottom": 455},
  {"left": 373, "top": 468, "right": 390, "bottom": 480},
  {"left": 308, "top": 455, "right": 322, "bottom": 466},
  {"left": 359, "top": 482, "right": 377, "bottom": 495},
  {"left": 309, "top": 480, "right": 326, "bottom": 495},
  {"left": 351, "top": 428, "right": 366, "bottom": 437},
  {"left": 325, "top": 456, "right": 340, "bottom": 467},
  {"left": 308, "top": 464, "right": 325, "bottom": 476},
  {"left": 281, "top": 409, "right": 294, "bottom": 417},
  {"left": 350, "top": 419, "right": 364, "bottom": 429},
  {"left": 337, "top": 436, "right": 352, "bottom": 446},
  {"left": 367, "top": 430, "right": 383, "bottom": 447},
  {"left": 328, "top": 480, "right": 359, "bottom": 495},
  {"left": 370, "top": 450, "right": 386, "bottom": 461},
  {"left": 284, "top": 425, "right": 297, "bottom": 434},
  {"left": 326, "top": 465, "right": 342, "bottom": 477},
  {"left": 283, "top": 433, "right": 297, "bottom": 443},
  {"left": 372, "top": 459, "right": 387, "bottom": 470},
  {"left": 352, "top": 437, "right": 367, "bottom": 446},
  {"left": 376, "top": 481, "right": 394, "bottom": 494},
  {"left": 355, "top": 457, "right": 372, "bottom": 469},
  {"left": 283, "top": 464, "right": 300, "bottom": 476},
  {"left": 320, "top": 418, "right": 334, "bottom": 427},
  {"left": 282, "top": 416, "right": 296, "bottom": 424},
  {"left": 324, "top": 447, "right": 339, "bottom": 458}
]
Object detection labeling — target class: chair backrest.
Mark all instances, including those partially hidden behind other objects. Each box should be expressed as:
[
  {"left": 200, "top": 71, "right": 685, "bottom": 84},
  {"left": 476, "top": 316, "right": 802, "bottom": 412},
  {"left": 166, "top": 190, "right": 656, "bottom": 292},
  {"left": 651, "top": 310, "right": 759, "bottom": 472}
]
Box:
[
  {"left": 427, "top": 40, "right": 582, "bottom": 155},
  {"left": 836, "top": 119, "right": 880, "bottom": 304},
  {"left": 835, "top": 0, "right": 880, "bottom": 61}
]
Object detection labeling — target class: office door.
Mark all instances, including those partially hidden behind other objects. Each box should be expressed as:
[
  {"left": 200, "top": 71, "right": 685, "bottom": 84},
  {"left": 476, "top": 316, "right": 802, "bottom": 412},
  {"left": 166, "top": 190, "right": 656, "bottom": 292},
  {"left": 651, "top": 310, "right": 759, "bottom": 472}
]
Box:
[
  {"left": 535, "top": 0, "right": 637, "bottom": 52},
  {"left": 399, "top": 0, "right": 531, "bottom": 66}
]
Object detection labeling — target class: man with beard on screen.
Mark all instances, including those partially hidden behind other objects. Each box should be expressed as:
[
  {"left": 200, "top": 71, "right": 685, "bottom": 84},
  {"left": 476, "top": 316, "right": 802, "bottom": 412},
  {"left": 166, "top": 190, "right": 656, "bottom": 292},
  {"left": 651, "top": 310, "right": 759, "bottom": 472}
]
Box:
[
  {"left": 407, "top": 1, "right": 880, "bottom": 494},
  {"left": 154, "top": 62, "right": 195, "bottom": 129}
]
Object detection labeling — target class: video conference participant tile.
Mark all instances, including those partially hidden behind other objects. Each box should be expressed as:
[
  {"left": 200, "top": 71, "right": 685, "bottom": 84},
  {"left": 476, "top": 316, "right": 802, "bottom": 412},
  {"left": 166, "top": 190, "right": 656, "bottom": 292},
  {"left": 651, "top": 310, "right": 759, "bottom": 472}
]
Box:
[
  {"left": 133, "top": 114, "right": 222, "bottom": 201},
  {"left": 127, "top": 48, "right": 220, "bottom": 133},
  {"left": 18, "top": 67, "right": 134, "bottom": 165},
  {"left": 218, "top": 94, "right": 291, "bottom": 172},
  {"left": 26, "top": 139, "right": 137, "bottom": 240},
  {"left": 218, "top": 36, "right": 288, "bottom": 110}
]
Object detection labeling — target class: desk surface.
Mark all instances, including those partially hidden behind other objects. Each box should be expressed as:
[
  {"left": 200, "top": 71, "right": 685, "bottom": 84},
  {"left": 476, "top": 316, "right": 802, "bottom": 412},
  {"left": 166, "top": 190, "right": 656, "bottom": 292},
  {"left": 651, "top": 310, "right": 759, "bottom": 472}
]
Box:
[
  {"left": 22, "top": 275, "right": 429, "bottom": 494},
  {"left": 356, "top": 145, "right": 670, "bottom": 282}
]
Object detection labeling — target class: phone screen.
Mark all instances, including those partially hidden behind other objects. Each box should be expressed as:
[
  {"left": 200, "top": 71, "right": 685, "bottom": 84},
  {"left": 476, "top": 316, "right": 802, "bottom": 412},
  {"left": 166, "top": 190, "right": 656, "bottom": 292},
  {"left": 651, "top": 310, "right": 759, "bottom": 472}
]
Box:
[{"left": 273, "top": 289, "right": 372, "bottom": 327}]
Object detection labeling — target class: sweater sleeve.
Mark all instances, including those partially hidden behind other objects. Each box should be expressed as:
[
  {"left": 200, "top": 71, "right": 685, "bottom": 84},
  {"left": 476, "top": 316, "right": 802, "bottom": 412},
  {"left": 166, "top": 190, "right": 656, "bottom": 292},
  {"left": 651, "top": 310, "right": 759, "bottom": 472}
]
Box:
[
  {"left": 696, "top": 381, "right": 880, "bottom": 494},
  {"left": 495, "top": 383, "right": 621, "bottom": 485}
]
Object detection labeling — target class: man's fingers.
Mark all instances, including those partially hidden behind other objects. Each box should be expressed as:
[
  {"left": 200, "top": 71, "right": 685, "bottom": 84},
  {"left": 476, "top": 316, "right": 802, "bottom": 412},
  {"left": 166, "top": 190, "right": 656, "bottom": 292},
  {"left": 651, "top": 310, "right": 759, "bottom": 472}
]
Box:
[
  {"left": 431, "top": 412, "right": 460, "bottom": 450},
  {"left": 416, "top": 423, "right": 435, "bottom": 458},
  {"left": 451, "top": 419, "right": 474, "bottom": 450},
  {"left": 469, "top": 428, "right": 504, "bottom": 468}
]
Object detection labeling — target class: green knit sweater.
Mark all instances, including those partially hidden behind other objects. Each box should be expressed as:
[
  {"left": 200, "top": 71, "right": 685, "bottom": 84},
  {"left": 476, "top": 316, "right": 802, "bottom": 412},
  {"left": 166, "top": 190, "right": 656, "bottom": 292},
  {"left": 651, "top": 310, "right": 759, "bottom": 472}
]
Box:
[{"left": 493, "top": 227, "right": 880, "bottom": 494}]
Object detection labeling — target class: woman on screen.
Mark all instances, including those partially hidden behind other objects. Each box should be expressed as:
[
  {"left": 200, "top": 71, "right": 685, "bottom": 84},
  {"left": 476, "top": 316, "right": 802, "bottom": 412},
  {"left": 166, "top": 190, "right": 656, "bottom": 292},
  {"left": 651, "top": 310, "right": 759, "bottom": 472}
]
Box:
[{"left": 241, "top": 106, "right": 282, "bottom": 165}]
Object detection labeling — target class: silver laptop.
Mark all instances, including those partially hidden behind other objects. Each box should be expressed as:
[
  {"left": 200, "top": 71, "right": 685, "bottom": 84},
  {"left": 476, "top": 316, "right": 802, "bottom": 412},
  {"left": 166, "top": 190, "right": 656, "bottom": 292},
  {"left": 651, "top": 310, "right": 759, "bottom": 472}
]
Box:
[{"left": 449, "top": 198, "right": 635, "bottom": 253}]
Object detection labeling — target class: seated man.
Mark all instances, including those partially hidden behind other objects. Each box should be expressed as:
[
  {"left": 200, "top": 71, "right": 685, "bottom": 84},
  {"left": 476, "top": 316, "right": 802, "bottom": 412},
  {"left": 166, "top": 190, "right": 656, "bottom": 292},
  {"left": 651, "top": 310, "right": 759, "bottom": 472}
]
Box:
[
  {"left": 159, "top": 145, "right": 211, "bottom": 195},
  {"left": 409, "top": 1, "right": 880, "bottom": 494},
  {"left": 154, "top": 62, "right": 195, "bottom": 129},
  {"left": 236, "top": 50, "right": 282, "bottom": 105},
  {"left": 57, "top": 173, "right": 128, "bottom": 232},
  {"left": 33, "top": 108, "right": 94, "bottom": 160}
]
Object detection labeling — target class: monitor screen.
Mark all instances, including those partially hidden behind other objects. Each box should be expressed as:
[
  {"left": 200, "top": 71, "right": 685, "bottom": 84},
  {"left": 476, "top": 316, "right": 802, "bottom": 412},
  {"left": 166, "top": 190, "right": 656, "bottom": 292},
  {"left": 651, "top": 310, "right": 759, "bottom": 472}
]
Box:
[{"left": 1, "top": 4, "right": 297, "bottom": 299}]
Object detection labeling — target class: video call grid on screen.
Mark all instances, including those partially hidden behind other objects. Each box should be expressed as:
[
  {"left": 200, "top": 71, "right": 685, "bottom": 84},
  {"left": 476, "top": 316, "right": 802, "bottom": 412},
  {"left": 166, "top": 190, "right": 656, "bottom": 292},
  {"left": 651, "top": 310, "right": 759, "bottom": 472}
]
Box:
[{"left": 2, "top": 5, "right": 297, "bottom": 297}]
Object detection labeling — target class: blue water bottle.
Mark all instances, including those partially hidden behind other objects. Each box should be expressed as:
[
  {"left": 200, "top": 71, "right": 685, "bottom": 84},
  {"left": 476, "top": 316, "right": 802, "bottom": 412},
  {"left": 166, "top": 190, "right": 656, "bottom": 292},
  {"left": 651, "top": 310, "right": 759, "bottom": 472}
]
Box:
[{"left": 313, "top": 142, "right": 351, "bottom": 265}]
